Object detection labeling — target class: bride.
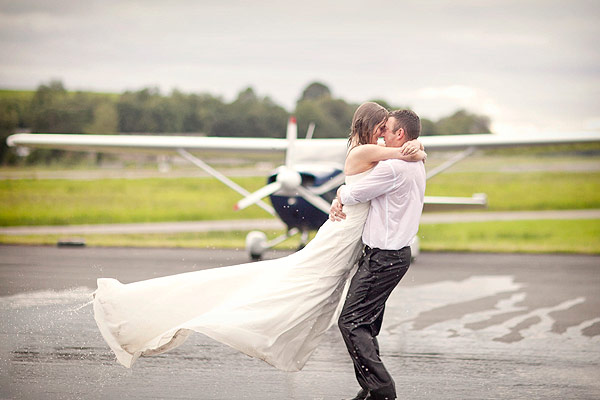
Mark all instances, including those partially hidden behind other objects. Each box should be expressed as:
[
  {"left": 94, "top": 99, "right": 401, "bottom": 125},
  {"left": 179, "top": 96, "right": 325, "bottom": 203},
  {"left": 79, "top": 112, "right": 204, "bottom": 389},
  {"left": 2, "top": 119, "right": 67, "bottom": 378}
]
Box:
[{"left": 93, "top": 102, "right": 426, "bottom": 371}]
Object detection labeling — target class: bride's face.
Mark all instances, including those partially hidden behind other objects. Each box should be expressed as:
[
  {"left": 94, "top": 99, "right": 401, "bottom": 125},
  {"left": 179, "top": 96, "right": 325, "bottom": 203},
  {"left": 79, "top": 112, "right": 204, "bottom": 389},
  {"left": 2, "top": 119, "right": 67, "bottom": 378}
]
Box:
[{"left": 370, "top": 119, "right": 387, "bottom": 145}]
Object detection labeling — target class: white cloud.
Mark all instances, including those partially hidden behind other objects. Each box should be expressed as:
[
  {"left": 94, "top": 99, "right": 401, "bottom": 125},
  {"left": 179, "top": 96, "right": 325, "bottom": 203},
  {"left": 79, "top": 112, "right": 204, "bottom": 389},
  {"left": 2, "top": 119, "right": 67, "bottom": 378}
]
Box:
[
  {"left": 0, "top": 0, "right": 598, "bottom": 134},
  {"left": 584, "top": 118, "right": 600, "bottom": 131},
  {"left": 417, "top": 86, "right": 478, "bottom": 101}
]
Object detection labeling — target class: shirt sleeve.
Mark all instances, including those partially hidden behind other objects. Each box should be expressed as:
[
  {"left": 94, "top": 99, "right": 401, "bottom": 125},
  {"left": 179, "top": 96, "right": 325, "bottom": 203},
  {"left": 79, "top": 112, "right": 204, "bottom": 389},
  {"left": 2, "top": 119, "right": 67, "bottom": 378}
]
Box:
[{"left": 339, "top": 161, "right": 401, "bottom": 205}]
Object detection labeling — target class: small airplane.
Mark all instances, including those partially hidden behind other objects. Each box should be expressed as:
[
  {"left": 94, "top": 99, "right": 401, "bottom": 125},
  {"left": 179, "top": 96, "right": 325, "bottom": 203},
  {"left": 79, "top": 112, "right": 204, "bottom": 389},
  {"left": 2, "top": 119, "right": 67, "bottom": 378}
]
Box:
[{"left": 7, "top": 119, "right": 600, "bottom": 259}]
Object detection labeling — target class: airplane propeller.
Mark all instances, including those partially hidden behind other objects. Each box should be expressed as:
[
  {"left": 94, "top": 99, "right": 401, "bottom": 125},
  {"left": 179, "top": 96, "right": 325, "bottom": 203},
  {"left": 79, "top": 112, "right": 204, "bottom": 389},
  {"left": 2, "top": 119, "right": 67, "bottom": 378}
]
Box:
[
  {"left": 233, "top": 166, "right": 301, "bottom": 211},
  {"left": 233, "top": 117, "right": 333, "bottom": 214}
]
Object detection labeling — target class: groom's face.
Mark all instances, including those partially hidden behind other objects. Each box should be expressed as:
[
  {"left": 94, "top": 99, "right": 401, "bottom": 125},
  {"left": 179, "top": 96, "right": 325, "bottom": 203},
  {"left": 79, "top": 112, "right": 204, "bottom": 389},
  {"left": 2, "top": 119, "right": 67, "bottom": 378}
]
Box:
[{"left": 383, "top": 117, "right": 405, "bottom": 148}]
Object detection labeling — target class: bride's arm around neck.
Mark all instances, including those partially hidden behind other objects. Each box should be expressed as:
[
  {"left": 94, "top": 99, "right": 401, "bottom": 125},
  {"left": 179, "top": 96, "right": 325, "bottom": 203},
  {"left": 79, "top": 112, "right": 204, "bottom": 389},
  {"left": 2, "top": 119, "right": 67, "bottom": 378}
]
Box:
[{"left": 344, "top": 141, "right": 426, "bottom": 175}]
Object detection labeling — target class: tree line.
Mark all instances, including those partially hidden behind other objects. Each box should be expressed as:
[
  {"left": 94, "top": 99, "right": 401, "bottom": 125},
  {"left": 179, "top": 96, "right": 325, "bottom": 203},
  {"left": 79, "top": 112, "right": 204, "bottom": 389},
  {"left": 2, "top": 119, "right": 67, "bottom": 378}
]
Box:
[{"left": 0, "top": 81, "right": 491, "bottom": 165}]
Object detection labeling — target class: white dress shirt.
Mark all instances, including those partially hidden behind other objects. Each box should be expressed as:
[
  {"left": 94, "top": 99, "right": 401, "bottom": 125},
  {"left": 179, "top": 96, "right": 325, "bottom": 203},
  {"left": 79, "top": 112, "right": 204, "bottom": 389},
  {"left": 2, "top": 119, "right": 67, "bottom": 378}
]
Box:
[{"left": 339, "top": 159, "right": 426, "bottom": 250}]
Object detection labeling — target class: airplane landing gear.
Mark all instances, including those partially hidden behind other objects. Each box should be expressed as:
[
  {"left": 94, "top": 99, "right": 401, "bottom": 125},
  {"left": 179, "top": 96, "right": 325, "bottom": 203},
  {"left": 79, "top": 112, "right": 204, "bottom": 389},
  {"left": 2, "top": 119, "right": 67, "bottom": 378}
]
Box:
[
  {"left": 246, "top": 231, "right": 268, "bottom": 261},
  {"left": 245, "top": 227, "right": 302, "bottom": 260},
  {"left": 297, "top": 230, "right": 309, "bottom": 251}
]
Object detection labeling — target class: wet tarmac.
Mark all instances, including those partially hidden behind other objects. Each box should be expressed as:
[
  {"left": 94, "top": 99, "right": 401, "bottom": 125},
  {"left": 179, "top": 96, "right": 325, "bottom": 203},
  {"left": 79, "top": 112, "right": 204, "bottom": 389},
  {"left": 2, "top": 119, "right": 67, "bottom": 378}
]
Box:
[{"left": 0, "top": 245, "right": 598, "bottom": 399}]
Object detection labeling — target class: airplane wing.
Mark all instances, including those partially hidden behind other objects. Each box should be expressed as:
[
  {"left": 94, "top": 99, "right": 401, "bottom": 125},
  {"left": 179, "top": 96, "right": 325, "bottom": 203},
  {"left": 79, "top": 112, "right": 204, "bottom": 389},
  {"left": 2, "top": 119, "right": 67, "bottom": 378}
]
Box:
[
  {"left": 418, "top": 131, "right": 600, "bottom": 150},
  {"left": 6, "top": 133, "right": 351, "bottom": 169},
  {"left": 7, "top": 130, "right": 600, "bottom": 183},
  {"left": 6, "top": 133, "right": 289, "bottom": 154},
  {"left": 8, "top": 131, "right": 600, "bottom": 154},
  {"left": 288, "top": 131, "right": 600, "bottom": 165}
]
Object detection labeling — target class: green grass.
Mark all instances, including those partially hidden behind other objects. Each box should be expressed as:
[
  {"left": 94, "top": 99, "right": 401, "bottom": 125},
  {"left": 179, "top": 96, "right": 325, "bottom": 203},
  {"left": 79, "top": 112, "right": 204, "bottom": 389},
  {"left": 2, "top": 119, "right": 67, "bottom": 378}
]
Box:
[
  {"left": 0, "top": 89, "right": 119, "bottom": 101},
  {"left": 426, "top": 171, "right": 600, "bottom": 211},
  {"left": 418, "top": 219, "right": 600, "bottom": 254},
  {"left": 1, "top": 171, "right": 599, "bottom": 226},
  {"left": 0, "top": 89, "right": 35, "bottom": 100},
  {"left": 0, "top": 176, "right": 270, "bottom": 226},
  {"left": 2, "top": 219, "right": 598, "bottom": 254}
]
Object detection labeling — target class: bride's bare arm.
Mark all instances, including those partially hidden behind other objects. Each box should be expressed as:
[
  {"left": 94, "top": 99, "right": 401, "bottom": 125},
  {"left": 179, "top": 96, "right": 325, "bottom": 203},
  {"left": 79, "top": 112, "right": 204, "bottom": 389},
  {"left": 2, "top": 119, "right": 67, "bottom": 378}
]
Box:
[
  {"left": 351, "top": 140, "right": 425, "bottom": 162},
  {"left": 345, "top": 140, "right": 426, "bottom": 174}
]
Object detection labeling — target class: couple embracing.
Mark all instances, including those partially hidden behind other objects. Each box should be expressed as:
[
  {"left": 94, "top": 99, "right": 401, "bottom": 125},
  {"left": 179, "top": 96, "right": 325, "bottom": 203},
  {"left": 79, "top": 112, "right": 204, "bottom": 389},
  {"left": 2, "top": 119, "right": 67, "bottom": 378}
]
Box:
[{"left": 93, "top": 102, "right": 427, "bottom": 400}]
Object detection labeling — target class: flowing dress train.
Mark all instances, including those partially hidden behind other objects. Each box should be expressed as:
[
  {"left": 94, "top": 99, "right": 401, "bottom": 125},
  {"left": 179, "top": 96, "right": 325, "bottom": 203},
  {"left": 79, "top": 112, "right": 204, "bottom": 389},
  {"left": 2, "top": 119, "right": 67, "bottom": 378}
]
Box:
[{"left": 93, "top": 170, "right": 371, "bottom": 371}]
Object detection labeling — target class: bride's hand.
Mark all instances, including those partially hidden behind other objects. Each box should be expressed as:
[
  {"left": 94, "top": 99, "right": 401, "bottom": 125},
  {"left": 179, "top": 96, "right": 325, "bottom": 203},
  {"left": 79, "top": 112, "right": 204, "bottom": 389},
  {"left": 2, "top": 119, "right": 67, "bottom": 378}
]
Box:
[
  {"left": 399, "top": 139, "right": 423, "bottom": 155},
  {"left": 406, "top": 150, "right": 427, "bottom": 162}
]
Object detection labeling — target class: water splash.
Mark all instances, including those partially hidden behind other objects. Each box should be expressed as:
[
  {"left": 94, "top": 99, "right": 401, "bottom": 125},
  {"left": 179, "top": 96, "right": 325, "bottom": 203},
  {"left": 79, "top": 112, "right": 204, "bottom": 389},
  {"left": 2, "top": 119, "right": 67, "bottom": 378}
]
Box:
[{"left": 0, "top": 287, "right": 94, "bottom": 310}]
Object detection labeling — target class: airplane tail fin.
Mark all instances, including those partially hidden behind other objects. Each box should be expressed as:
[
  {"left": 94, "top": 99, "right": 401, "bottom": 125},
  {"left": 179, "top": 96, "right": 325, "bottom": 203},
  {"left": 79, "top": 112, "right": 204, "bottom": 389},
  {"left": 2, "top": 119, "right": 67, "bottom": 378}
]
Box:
[{"left": 285, "top": 116, "right": 297, "bottom": 168}]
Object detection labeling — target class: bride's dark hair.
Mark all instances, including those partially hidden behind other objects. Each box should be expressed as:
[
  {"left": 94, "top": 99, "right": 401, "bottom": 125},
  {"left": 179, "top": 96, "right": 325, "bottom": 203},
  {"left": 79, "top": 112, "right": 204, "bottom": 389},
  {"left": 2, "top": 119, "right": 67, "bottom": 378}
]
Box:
[{"left": 348, "top": 102, "right": 388, "bottom": 147}]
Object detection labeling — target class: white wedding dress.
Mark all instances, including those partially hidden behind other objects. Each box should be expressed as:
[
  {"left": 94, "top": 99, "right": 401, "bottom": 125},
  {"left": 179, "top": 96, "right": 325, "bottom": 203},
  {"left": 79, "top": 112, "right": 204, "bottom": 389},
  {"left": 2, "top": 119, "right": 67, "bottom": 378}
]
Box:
[{"left": 93, "top": 170, "right": 371, "bottom": 372}]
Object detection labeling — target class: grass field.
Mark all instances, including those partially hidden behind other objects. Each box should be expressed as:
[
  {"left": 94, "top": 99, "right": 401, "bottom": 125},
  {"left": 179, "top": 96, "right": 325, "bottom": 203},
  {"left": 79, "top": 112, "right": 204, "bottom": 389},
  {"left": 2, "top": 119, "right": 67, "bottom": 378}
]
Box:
[
  {"left": 0, "top": 176, "right": 271, "bottom": 226},
  {"left": 1, "top": 148, "right": 599, "bottom": 254},
  {"left": 418, "top": 219, "right": 600, "bottom": 254},
  {"left": 0, "top": 89, "right": 119, "bottom": 101},
  {"left": 2, "top": 171, "right": 599, "bottom": 226},
  {"left": 0, "top": 89, "right": 35, "bottom": 100}
]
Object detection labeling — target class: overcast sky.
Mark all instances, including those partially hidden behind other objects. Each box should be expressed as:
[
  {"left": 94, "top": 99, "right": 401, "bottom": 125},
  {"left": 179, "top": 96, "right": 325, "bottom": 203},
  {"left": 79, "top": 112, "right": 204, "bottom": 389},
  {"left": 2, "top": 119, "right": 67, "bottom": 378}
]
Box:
[{"left": 1, "top": 0, "right": 598, "bottom": 135}]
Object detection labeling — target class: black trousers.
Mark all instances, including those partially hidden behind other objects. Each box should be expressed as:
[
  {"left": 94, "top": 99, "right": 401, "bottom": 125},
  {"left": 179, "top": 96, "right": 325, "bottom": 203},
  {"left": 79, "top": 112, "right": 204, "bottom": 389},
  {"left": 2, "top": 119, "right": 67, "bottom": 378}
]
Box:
[{"left": 338, "top": 245, "right": 411, "bottom": 400}]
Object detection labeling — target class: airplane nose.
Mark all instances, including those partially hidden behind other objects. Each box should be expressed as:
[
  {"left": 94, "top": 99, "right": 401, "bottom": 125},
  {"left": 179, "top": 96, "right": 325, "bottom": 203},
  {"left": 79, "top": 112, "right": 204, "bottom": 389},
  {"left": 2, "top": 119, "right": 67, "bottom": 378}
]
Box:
[{"left": 276, "top": 167, "right": 302, "bottom": 191}]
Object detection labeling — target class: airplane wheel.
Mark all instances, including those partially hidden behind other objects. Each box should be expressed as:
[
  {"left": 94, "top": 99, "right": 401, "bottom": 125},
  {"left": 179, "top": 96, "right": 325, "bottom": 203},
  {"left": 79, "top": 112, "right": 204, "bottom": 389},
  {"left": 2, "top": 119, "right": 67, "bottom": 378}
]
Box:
[{"left": 246, "top": 231, "right": 267, "bottom": 261}]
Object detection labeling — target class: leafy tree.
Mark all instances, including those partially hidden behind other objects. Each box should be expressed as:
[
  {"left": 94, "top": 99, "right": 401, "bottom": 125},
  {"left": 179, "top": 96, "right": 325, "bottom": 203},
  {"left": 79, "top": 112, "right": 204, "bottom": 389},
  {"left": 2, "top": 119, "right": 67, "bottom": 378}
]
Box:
[
  {"left": 236, "top": 87, "right": 259, "bottom": 103},
  {"left": 2, "top": 80, "right": 493, "bottom": 165},
  {"left": 117, "top": 88, "right": 229, "bottom": 134},
  {"left": 420, "top": 118, "right": 437, "bottom": 135},
  {"left": 210, "top": 87, "right": 288, "bottom": 137},
  {"left": 117, "top": 88, "right": 175, "bottom": 133},
  {"left": 27, "top": 81, "right": 97, "bottom": 164},
  {"left": 0, "top": 90, "right": 33, "bottom": 164},
  {"left": 295, "top": 100, "right": 337, "bottom": 138},
  {"left": 0, "top": 100, "right": 20, "bottom": 164},
  {"left": 299, "top": 82, "right": 331, "bottom": 102},
  {"left": 295, "top": 97, "right": 356, "bottom": 138},
  {"left": 193, "top": 93, "right": 227, "bottom": 134},
  {"left": 85, "top": 101, "right": 118, "bottom": 134},
  {"left": 30, "top": 81, "right": 94, "bottom": 133},
  {"left": 294, "top": 82, "right": 357, "bottom": 138},
  {"left": 435, "top": 109, "right": 491, "bottom": 135},
  {"left": 169, "top": 90, "right": 211, "bottom": 133}
]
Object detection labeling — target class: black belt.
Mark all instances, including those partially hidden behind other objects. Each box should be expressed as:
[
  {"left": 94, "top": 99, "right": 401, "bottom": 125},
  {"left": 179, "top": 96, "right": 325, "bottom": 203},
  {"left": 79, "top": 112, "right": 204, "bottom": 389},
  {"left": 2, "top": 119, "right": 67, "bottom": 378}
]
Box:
[{"left": 364, "top": 244, "right": 410, "bottom": 252}]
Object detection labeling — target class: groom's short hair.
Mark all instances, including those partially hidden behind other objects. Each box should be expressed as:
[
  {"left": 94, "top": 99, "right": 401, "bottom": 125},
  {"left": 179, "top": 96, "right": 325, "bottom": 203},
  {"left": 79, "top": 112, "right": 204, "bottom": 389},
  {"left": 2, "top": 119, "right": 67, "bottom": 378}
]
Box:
[{"left": 389, "top": 110, "right": 421, "bottom": 140}]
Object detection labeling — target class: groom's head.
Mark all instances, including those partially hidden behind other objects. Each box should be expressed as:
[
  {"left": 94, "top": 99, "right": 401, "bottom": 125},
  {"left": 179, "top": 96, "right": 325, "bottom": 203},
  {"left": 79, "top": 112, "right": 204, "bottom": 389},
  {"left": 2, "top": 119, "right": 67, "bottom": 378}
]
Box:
[{"left": 384, "top": 110, "right": 421, "bottom": 147}]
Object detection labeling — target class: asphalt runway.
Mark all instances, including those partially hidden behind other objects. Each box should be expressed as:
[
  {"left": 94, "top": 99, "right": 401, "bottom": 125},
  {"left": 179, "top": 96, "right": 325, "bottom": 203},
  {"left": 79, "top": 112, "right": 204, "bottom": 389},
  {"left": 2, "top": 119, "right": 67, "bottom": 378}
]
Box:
[{"left": 0, "top": 245, "right": 598, "bottom": 399}]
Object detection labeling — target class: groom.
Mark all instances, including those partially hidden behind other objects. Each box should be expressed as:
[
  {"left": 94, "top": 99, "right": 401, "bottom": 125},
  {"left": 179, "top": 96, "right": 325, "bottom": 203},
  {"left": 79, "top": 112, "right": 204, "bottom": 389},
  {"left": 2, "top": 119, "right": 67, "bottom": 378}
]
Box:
[{"left": 330, "top": 109, "right": 426, "bottom": 400}]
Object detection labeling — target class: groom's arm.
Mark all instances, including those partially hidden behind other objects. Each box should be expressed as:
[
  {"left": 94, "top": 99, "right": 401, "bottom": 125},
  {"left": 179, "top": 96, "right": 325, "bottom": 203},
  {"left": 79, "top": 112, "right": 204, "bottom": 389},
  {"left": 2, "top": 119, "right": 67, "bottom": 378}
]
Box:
[{"left": 338, "top": 161, "right": 402, "bottom": 206}]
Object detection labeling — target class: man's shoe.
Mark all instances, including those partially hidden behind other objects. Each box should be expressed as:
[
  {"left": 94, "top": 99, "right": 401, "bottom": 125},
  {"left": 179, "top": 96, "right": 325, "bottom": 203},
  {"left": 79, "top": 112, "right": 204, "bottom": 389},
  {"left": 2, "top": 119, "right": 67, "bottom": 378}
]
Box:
[
  {"left": 365, "top": 389, "right": 395, "bottom": 400},
  {"left": 345, "top": 388, "right": 369, "bottom": 400}
]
